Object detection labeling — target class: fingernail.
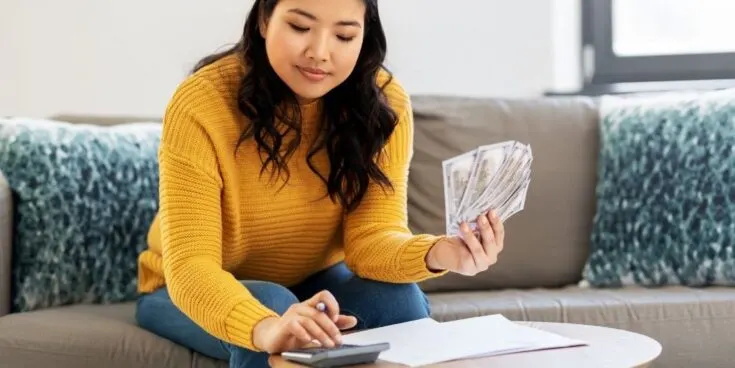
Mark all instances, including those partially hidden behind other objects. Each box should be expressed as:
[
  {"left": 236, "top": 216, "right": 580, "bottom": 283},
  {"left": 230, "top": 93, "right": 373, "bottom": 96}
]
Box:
[
  {"left": 326, "top": 338, "right": 335, "bottom": 347},
  {"left": 479, "top": 215, "right": 488, "bottom": 225},
  {"left": 491, "top": 210, "right": 498, "bottom": 219}
]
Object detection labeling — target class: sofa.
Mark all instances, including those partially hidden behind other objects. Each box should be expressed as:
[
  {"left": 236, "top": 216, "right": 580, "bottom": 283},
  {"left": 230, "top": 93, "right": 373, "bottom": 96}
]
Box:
[{"left": 1, "top": 93, "right": 734, "bottom": 368}]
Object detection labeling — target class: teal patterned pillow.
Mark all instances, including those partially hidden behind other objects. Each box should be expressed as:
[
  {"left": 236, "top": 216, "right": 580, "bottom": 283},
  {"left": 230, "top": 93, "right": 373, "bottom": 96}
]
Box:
[
  {"left": 582, "top": 89, "right": 735, "bottom": 287},
  {"left": 0, "top": 117, "right": 161, "bottom": 312}
]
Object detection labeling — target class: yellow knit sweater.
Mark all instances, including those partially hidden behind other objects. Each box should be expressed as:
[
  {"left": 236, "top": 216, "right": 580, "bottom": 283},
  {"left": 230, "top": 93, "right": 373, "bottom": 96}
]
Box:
[{"left": 137, "top": 55, "right": 446, "bottom": 351}]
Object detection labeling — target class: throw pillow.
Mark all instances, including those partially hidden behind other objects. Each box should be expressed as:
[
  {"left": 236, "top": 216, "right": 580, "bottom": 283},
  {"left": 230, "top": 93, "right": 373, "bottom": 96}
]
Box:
[
  {"left": 582, "top": 89, "right": 735, "bottom": 287},
  {"left": 0, "top": 117, "right": 161, "bottom": 312}
]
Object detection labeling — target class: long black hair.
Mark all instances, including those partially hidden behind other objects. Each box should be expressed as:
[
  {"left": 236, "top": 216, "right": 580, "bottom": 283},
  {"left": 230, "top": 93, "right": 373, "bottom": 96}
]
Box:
[{"left": 193, "top": 0, "right": 397, "bottom": 213}]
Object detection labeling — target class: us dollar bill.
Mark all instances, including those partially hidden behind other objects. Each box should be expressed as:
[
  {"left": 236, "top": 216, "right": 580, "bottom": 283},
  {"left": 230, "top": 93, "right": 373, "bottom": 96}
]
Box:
[
  {"left": 442, "top": 149, "right": 477, "bottom": 235},
  {"left": 443, "top": 140, "right": 533, "bottom": 235},
  {"left": 455, "top": 142, "right": 513, "bottom": 221}
]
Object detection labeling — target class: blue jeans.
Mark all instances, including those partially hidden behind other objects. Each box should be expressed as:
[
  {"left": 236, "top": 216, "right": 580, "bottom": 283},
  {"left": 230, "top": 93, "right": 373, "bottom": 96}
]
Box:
[{"left": 135, "top": 262, "right": 431, "bottom": 368}]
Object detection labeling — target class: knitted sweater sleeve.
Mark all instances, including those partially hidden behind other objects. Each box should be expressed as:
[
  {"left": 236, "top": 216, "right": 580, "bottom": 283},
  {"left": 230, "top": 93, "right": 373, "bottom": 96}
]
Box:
[
  {"left": 157, "top": 77, "right": 278, "bottom": 351},
  {"left": 342, "top": 77, "right": 449, "bottom": 282}
]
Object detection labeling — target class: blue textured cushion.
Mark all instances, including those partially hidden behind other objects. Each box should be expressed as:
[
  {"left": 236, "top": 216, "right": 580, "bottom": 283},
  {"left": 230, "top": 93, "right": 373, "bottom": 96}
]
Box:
[
  {"left": 0, "top": 117, "right": 160, "bottom": 312},
  {"left": 582, "top": 89, "right": 735, "bottom": 287}
]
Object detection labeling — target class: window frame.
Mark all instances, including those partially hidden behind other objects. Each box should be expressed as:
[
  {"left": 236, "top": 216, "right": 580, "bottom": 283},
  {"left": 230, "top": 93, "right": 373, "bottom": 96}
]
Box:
[{"left": 582, "top": 0, "right": 735, "bottom": 86}]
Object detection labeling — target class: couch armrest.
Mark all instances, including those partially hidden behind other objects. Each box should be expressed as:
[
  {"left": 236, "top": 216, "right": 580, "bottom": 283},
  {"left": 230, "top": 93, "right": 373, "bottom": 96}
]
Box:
[{"left": 0, "top": 170, "right": 12, "bottom": 317}]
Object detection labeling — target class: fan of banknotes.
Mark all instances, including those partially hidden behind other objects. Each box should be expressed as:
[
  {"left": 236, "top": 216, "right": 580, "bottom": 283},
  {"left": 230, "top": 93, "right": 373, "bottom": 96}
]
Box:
[{"left": 442, "top": 140, "right": 533, "bottom": 236}]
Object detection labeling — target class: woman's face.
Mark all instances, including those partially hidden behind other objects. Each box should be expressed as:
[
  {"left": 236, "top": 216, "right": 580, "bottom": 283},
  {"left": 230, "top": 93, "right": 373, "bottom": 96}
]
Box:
[{"left": 262, "top": 0, "right": 366, "bottom": 104}]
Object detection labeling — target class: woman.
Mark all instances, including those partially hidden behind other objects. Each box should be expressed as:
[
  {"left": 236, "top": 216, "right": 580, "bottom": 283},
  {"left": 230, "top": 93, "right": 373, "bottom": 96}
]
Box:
[{"left": 135, "top": 0, "right": 505, "bottom": 367}]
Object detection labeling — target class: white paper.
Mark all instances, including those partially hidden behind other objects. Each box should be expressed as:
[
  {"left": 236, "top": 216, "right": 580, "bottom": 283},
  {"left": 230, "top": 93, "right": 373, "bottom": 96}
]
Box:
[
  {"left": 341, "top": 314, "right": 587, "bottom": 367},
  {"left": 461, "top": 315, "right": 587, "bottom": 358}
]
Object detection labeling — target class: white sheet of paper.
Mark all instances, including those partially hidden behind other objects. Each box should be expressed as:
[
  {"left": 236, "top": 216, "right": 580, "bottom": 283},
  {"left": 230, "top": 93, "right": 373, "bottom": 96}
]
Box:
[
  {"left": 341, "top": 318, "right": 451, "bottom": 367},
  {"left": 462, "top": 315, "right": 587, "bottom": 358},
  {"left": 341, "top": 315, "right": 587, "bottom": 367}
]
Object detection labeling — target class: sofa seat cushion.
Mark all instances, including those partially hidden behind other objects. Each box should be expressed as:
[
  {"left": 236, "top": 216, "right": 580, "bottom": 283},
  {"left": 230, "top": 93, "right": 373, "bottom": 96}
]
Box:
[
  {"left": 0, "top": 302, "right": 226, "bottom": 368},
  {"left": 3, "top": 288, "right": 734, "bottom": 368},
  {"left": 428, "top": 285, "right": 735, "bottom": 368}
]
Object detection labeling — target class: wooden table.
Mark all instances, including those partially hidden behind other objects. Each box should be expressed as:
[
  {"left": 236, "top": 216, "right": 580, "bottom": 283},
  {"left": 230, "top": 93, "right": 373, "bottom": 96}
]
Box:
[{"left": 269, "top": 321, "right": 662, "bottom": 367}]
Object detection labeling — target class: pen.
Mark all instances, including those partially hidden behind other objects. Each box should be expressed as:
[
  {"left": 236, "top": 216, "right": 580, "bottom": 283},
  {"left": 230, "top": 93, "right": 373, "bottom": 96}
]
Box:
[
  {"left": 317, "top": 302, "right": 339, "bottom": 325},
  {"left": 316, "top": 301, "right": 342, "bottom": 345},
  {"left": 316, "top": 302, "right": 326, "bottom": 313}
]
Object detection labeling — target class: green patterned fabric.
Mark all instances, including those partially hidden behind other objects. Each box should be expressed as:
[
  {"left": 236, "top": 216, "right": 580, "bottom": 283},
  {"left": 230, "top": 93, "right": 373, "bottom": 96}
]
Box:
[
  {"left": 583, "top": 89, "right": 735, "bottom": 287},
  {"left": 0, "top": 117, "right": 161, "bottom": 312}
]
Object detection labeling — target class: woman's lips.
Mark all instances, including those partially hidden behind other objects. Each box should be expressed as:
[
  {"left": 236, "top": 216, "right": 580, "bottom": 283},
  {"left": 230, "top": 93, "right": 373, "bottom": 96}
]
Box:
[{"left": 297, "top": 66, "right": 328, "bottom": 82}]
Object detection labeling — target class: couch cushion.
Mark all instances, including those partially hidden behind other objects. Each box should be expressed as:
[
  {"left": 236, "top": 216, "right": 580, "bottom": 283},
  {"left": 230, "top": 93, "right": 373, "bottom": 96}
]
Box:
[
  {"left": 0, "top": 117, "right": 161, "bottom": 313},
  {"left": 409, "top": 95, "right": 600, "bottom": 291},
  {"left": 583, "top": 89, "right": 735, "bottom": 287},
  {"left": 2, "top": 288, "right": 733, "bottom": 368},
  {"left": 0, "top": 302, "right": 227, "bottom": 368},
  {"left": 428, "top": 286, "right": 735, "bottom": 368}
]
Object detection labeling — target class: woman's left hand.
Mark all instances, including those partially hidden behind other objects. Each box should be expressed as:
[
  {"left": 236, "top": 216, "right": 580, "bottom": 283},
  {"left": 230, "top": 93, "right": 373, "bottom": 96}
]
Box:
[{"left": 425, "top": 210, "right": 505, "bottom": 276}]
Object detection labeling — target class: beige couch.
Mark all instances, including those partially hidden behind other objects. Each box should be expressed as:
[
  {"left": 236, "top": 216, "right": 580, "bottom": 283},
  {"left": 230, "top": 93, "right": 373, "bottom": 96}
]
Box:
[{"left": 1, "top": 95, "right": 734, "bottom": 368}]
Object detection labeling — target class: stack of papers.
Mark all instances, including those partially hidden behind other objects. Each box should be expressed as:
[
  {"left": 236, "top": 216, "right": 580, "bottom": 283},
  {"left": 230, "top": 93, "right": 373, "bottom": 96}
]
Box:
[
  {"left": 442, "top": 141, "right": 532, "bottom": 235},
  {"left": 341, "top": 314, "right": 587, "bottom": 367}
]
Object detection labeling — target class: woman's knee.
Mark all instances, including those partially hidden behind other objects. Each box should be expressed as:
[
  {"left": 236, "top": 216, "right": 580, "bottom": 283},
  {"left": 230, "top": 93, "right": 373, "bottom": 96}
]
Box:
[
  {"left": 135, "top": 292, "right": 166, "bottom": 331},
  {"left": 348, "top": 279, "right": 430, "bottom": 327},
  {"left": 380, "top": 282, "right": 430, "bottom": 322},
  {"left": 241, "top": 280, "right": 299, "bottom": 315}
]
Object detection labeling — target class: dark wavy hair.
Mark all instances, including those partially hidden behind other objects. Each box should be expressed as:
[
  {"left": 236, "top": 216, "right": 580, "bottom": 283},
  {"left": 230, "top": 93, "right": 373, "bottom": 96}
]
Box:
[{"left": 193, "top": 0, "right": 398, "bottom": 213}]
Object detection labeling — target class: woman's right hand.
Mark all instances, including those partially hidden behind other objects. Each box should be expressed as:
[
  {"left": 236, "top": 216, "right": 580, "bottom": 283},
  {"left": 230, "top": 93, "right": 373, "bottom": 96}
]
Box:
[{"left": 252, "top": 290, "right": 358, "bottom": 354}]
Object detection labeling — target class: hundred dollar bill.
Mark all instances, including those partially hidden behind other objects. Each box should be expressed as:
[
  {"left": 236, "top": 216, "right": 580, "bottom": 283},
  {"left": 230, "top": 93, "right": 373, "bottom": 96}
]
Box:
[
  {"left": 442, "top": 149, "right": 477, "bottom": 235},
  {"left": 462, "top": 143, "right": 532, "bottom": 223},
  {"left": 443, "top": 140, "right": 533, "bottom": 235},
  {"left": 500, "top": 177, "right": 530, "bottom": 222},
  {"left": 455, "top": 141, "right": 513, "bottom": 221}
]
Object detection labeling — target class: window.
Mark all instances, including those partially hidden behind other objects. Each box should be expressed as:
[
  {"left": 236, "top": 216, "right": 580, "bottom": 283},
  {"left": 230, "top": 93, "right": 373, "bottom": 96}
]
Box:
[{"left": 582, "top": 0, "right": 735, "bottom": 90}]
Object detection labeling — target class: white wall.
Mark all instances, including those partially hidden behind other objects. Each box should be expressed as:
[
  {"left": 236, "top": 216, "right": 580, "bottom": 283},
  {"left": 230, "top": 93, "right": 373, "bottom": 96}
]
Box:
[{"left": 0, "top": 0, "right": 581, "bottom": 118}]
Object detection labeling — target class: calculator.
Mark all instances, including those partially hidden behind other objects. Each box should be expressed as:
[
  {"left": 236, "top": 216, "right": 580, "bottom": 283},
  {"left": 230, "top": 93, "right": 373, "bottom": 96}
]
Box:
[{"left": 281, "top": 342, "right": 390, "bottom": 367}]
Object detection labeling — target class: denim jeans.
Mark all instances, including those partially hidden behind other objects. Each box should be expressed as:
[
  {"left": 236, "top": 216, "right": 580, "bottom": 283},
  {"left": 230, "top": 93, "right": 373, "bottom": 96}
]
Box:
[{"left": 135, "top": 262, "right": 431, "bottom": 368}]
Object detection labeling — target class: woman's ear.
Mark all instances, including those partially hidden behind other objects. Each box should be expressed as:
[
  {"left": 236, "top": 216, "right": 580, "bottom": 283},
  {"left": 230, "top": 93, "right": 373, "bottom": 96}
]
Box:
[
  {"left": 259, "top": 18, "right": 268, "bottom": 38},
  {"left": 258, "top": 3, "right": 269, "bottom": 38}
]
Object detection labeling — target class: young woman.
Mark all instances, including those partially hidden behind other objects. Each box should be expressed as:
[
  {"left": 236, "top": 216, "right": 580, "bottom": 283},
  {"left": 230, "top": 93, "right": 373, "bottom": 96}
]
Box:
[{"left": 135, "top": 0, "right": 505, "bottom": 367}]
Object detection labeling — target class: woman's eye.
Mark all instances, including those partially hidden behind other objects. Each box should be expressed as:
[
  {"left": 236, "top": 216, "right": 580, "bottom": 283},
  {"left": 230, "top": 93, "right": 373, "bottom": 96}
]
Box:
[
  {"left": 289, "top": 23, "right": 309, "bottom": 33},
  {"left": 337, "top": 35, "right": 355, "bottom": 42}
]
